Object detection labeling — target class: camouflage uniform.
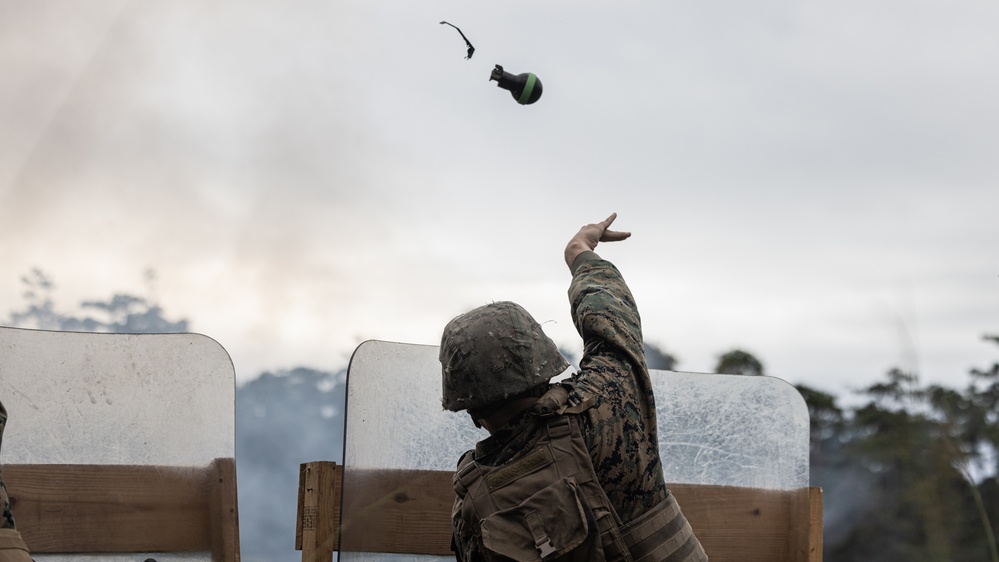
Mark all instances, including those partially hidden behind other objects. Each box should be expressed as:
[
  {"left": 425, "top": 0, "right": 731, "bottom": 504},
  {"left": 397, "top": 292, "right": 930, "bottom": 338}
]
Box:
[
  {"left": 451, "top": 251, "right": 706, "bottom": 561},
  {"left": 0, "top": 400, "right": 32, "bottom": 562},
  {"left": 0, "top": 401, "right": 14, "bottom": 530}
]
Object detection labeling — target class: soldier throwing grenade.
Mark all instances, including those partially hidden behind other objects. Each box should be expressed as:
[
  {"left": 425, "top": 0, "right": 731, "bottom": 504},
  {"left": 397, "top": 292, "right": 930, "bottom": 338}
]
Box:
[{"left": 441, "top": 214, "right": 707, "bottom": 562}]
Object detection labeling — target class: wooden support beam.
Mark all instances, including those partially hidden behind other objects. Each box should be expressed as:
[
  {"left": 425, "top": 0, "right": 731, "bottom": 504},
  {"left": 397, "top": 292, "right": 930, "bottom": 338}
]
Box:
[
  {"left": 339, "top": 468, "right": 453, "bottom": 556},
  {"left": 4, "top": 459, "right": 240, "bottom": 561},
  {"left": 789, "top": 486, "right": 824, "bottom": 562},
  {"left": 673, "top": 483, "right": 820, "bottom": 562},
  {"left": 297, "top": 464, "right": 823, "bottom": 561},
  {"left": 210, "top": 458, "right": 242, "bottom": 562},
  {"left": 296, "top": 461, "right": 342, "bottom": 562}
]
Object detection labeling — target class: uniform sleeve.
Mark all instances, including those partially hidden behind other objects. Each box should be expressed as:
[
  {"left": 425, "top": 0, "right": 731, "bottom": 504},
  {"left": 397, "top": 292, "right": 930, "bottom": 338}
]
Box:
[
  {"left": 0, "top": 400, "right": 16, "bottom": 531},
  {"left": 567, "top": 252, "right": 651, "bottom": 407},
  {"left": 565, "top": 253, "right": 667, "bottom": 520},
  {"left": 0, "top": 400, "right": 6, "bottom": 454}
]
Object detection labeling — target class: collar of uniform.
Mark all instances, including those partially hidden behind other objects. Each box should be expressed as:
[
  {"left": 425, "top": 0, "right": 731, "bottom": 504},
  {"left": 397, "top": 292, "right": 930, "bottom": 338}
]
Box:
[{"left": 473, "top": 408, "right": 539, "bottom": 463}]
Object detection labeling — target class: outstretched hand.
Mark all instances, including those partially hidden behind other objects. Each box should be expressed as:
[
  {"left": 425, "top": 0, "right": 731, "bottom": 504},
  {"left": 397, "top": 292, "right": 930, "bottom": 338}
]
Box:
[{"left": 564, "top": 213, "right": 631, "bottom": 269}]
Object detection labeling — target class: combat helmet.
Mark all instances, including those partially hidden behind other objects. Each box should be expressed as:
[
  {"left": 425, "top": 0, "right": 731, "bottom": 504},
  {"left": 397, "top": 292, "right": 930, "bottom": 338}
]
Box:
[{"left": 440, "top": 301, "right": 570, "bottom": 412}]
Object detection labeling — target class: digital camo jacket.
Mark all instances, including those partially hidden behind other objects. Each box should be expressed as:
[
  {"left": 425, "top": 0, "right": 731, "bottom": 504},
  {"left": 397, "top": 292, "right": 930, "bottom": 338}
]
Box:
[
  {"left": 452, "top": 251, "right": 675, "bottom": 560},
  {"left": 1, "top": 401, "right": 15, "bottom": 530}
]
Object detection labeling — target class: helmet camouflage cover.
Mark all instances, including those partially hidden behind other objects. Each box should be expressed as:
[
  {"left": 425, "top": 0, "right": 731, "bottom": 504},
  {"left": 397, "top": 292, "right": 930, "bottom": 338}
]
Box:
[{"left": 440, "top": 301, "right": 570, "bottom": 412}]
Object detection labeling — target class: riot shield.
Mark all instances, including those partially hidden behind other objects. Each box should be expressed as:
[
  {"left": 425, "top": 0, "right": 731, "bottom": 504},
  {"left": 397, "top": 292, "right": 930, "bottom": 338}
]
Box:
[
  {"left": 339, "top": 340, "right": 809, "bottom": 561},
  {"left": 0, "top": 326, "right": 237, "bottom": 562}
]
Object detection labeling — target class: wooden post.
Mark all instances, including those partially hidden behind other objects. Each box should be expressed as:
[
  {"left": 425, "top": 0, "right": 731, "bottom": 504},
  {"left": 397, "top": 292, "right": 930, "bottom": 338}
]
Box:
[
  {"left": 209, "top": 457, "right": 241, "bottom": 562},
  {"left": 789, "top": 487, "right": 823, "bottom": 562},
  {"left": 296, "top": 461, "right": 341, "bottom": 562}
]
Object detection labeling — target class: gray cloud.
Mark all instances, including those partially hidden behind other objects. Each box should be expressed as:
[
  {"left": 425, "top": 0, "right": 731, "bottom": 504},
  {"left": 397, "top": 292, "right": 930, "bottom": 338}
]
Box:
[{"left": 1, "top": 0, "right": 996, "bottom": 389}]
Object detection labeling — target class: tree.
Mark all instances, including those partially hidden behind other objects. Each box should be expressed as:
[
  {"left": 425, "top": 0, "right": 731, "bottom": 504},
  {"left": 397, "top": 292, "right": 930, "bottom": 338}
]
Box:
[
  {"left": 795, "top": 383, "right": 845, "bottom": 453},
  {"left": 8, "top": 268, "right": 61, "bottom": 330},
  {"left": 5, "top": 269, "right": 188, "bottom": 334},
  {"left": 966, "top": 335, "right": 999, "bottom": 476},
  {"left": 837, "top": 369, "right": 966, "bottom": 561},
  {"left": 645, "top": 342, "right": 679, "bottom": 370},
  {"left": 810, "top": 336, "right": 999, "bottom": 562},
  {"left": 714, "top": 348, "right": 764, "bottom": 376}
]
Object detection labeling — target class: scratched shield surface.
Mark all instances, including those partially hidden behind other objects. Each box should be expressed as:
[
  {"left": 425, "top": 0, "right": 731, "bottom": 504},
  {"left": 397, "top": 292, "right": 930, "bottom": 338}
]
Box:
[
  {"left": 0, "top": 326, "right": 236, "bottom": 562},
  {"left": 340, "top": 340, "right": 809, "bottom": 561}
]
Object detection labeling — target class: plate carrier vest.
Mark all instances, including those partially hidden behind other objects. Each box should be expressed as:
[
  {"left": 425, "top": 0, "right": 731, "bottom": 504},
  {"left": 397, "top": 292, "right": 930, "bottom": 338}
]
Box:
[{"left": 452, "top": 414, "right": 706, "bottom": 562}]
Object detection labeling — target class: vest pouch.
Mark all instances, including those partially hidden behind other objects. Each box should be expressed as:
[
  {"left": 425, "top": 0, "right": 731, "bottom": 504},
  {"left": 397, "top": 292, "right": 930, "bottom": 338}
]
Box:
[{"left": 480, "top": 477, "right": 605, "bottom": 562}]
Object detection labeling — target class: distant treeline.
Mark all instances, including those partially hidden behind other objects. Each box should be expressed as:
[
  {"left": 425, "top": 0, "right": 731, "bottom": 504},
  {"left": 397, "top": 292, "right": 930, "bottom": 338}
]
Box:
[{"left": 800, "top": 335, "right": 999, "bottom": 562}]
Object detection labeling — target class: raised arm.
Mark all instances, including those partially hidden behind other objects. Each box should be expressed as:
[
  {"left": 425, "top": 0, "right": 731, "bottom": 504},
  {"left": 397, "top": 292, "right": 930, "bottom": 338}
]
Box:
[
  {"left": 565, "top": 214, "right": 647, "bottom": 396},
  {"left": 563, "top": 215, "right": 664, "bottom": 517}
]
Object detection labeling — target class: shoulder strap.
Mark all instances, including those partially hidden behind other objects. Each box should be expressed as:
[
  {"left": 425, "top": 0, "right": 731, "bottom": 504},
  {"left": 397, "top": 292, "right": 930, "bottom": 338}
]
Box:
[
  {"left": 453, "top": 449, "right": 478, "bottom": 498},
  {"left": 532, "top": 384, "right": 596, "bottom": 417}
]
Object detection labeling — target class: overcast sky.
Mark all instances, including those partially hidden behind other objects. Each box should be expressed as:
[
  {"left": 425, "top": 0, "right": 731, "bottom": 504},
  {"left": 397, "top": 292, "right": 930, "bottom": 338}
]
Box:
[{"left": 1, "top": 0, "right": 997, "bottom": 396}]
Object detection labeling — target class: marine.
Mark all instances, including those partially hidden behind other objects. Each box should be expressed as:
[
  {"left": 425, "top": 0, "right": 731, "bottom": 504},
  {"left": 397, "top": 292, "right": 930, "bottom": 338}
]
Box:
[
  {"left": 0, "top": 401, "right": 32, "bottom": 562},
  {"left": 441, "top": 214, "right": 707, "bottom": 561}
]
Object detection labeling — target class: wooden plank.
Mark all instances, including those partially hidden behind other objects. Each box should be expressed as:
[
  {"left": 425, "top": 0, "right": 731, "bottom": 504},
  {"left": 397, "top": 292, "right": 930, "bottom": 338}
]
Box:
[
  {"left": 322, "top": 462, "right": 341, "bottom": 554},
  {"left": 5, "top": 463, "right": 214, "bottom": 553},
  {"left": 809, "top": 488, "right": 825, "bottom": 561},
  {"left": 209, "top": 457, "right": 241, "bottom": 562},
  {"left": 296, "top": 463, "right": 307, "bottom": 551},
  {"left": 789, "top": 487, "right": 824, "bottom": 562},
  {"left": 299, "top": 462, "right": 323, "bottom": 562},
  {"left": 297, "top": 461, "right": 341, "bottom": 562},
  {"left": 811, "top": 487, "right": 825, "bottom": 561},
  {"left": 340, "top": 469, "right": 454, "bottom": 556},
  {"left": 672, "top": 483, "right": 793, "bottom": 562},
  {"left": 5, "top": 461, "right": 240, "bottom": 559},
  {"left": 335, "top": 468, "right": 822, "bottom": 561}
]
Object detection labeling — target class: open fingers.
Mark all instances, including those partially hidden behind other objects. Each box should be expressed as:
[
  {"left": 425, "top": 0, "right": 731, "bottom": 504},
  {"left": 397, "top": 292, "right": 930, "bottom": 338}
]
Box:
[
  {"left": 596, "top": 213, "right": 630, "bottom": 242},
  {"left": 597, "top": 213, "right": 618, "bottom": 230},
  {"left": 600, "top": 229, "right": 631, "bottom": 242}
]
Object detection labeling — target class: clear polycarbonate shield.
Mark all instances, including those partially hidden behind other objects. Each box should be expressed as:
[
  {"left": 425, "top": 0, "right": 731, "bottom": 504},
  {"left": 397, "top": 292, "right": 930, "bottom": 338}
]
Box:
[
  {"left": 339, "top": 340, "right": 809, "bottom": 561},
  {"left": 656, "top": 369, "right": 810, "bottom": 489},
  {"left": 343, "top": 340, "right": 487, "bottom": 472},
  {"left": 342, "top": 341, "right": 482, "bottom": 562},
  {"left": 0, "top": 326, "right": 237, "bottom": 562}
]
